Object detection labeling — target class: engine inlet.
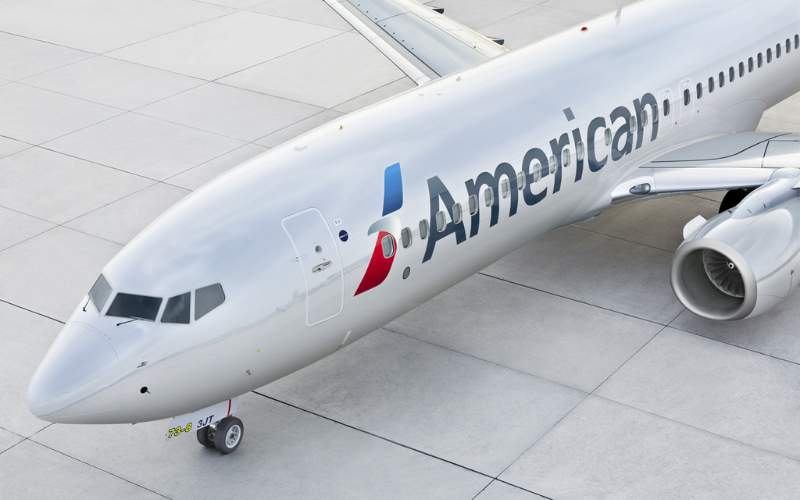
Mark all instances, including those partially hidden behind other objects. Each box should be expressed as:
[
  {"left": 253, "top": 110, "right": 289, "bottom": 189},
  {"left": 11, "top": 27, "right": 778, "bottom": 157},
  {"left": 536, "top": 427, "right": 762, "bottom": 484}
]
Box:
[{"left": 702, "top": 249, "right": 745, "bottom": 298}]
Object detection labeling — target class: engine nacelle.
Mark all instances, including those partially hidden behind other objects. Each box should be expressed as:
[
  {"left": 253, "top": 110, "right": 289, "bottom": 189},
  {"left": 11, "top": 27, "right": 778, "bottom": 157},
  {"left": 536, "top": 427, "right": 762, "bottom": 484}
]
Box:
[{"left": 672, "top": 170, "right": 800, "bottom": 320}]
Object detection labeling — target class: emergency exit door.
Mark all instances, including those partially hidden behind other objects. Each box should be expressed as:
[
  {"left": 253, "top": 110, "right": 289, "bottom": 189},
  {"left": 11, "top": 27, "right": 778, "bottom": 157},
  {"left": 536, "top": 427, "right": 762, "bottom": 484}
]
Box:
[{"left": 282, "top": 208, "right": 344, "bottom": 326}]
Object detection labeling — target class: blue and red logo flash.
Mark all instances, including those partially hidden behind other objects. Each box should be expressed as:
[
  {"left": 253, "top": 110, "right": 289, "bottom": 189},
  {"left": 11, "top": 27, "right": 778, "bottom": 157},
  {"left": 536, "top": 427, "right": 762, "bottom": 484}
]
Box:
[{"left": 354, "top": 163, "right": 403, "bottom": 296}]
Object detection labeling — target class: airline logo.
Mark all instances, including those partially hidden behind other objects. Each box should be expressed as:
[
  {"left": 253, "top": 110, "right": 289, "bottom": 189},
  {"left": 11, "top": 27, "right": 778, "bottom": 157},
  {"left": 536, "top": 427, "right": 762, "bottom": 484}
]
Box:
[{"left": 354, "top": 163, "right": 402, "bottom": 296}]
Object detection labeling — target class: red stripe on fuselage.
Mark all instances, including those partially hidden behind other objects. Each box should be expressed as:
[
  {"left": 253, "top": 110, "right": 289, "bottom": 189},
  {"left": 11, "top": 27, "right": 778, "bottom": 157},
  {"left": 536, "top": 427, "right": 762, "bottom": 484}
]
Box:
[{"left": 355, "top": 231, "right": 395, "bottom": 296}]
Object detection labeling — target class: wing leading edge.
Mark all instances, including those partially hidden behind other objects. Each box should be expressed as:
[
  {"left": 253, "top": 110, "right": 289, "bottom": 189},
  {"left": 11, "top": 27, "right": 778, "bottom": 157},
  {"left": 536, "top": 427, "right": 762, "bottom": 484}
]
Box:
[{"left": 323, "top": 0, "right": 508, "bottom": 85}]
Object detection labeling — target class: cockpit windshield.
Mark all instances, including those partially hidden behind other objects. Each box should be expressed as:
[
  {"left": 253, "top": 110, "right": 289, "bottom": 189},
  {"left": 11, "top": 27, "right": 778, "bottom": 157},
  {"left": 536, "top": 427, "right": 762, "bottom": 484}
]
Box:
[
  {"left": 106, "top": 293, "right": 162, "bottom": 321},
  {"left": 101, "top": 283, "right": 225, "bottom": 324},
  {"left": 162, "top": 293, "right": 190, "bottom": 324},
  {"left": 88, "top": 274, "right": 112, "bottom": 312}
]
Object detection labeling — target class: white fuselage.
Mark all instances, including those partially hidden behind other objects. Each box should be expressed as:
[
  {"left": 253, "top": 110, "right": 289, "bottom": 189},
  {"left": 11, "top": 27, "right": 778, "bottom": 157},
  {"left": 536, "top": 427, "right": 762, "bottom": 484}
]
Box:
[{"left": 28, "top": 0, "right": 800, "bottom": 424}]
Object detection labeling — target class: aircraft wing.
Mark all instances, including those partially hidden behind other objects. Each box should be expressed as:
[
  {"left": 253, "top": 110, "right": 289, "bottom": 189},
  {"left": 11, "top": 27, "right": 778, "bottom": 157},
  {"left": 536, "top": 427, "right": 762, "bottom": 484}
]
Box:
[
  {"left": 323, "top": 0, "right": 509, "bottom": 85},
  {"left": 612, "top": 132, "right": 800, "bottom": 201}
]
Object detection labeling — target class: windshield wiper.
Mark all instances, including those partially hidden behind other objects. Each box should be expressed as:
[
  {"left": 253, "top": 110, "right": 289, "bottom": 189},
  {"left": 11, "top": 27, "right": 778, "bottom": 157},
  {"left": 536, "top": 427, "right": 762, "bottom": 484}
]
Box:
[{"left": 116, "top": 316, "right": 144, "bottom": 327}]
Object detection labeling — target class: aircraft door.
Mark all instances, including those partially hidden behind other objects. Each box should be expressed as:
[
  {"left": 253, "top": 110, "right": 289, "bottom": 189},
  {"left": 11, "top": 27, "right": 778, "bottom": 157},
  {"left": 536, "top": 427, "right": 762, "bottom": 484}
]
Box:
[{"left": 282, "top": 208, "right": 344, "bottom": 326}]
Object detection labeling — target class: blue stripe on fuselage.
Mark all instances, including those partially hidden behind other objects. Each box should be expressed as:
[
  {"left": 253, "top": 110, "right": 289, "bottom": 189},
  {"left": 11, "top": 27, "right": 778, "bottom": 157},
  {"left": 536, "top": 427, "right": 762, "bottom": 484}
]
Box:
[{"left": 382, "top": 163, "right": 403, "bottom": 216}]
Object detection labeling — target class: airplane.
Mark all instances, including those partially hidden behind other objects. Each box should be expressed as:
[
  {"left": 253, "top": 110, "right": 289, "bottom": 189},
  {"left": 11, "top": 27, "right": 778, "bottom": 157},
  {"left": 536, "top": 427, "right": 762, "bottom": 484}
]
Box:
[{"left": 26, "top": 0, "right": 800, "bottom": 454}]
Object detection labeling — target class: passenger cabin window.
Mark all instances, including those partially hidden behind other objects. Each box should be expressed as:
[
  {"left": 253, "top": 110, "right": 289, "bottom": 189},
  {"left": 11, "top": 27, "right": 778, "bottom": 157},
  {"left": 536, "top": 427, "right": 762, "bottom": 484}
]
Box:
[
  {"left": 708, "top": 77, "right": 715, "bottom": 93},
  {"left": 767, "top": 48, "right": 772, "bottom": 63},
  {"left": 729, "top": 66, "right": 735, "bottom": 82},
  {"left": 563, "top": 148, "right": 572, "bottom": 167},
  {"left": 604, "top": 128, "right": 612, "bottom": 145},
  {"left": 776, "top": 43, "right": 781, "bottom": 59},
  {"left": 452, "top": 203, "right": 463, "bottom": 224},
  {"left": 107, "top": 293, "right": 162, "bottom": 321},
  {"left": 758, "top": 52, "right": 764, "bottom": 67},
  {"left": 400, "top": 227, "right": 412, "bottom": 249},
  {"left": 787, "top": 39, "right": 791, "bottom": 53},
  {"left": 663, "top": 99, "right": 671, "bottom": 116},
  {"left": 468, "top": 194, "right": 478, "bottom": 215},
  {"left": 577, "top": 141, "right": 586, "bottom": 159},
  {"left": 162, "top": 292, "right": 190, "bottom": 324},
  {"left": 748, "top": 57, "right": 754, "bottom": 72},
  {"left": 738, "top": 62, "right": 745, "bottom": 77},
  {"left": 484, "top": 187, "right": 494, "bottom": 207},
  {"left": 516, "top": 171, "right": 525, "bottom": 190},
  {"left": 642, "top": 110, "right": 649, "bottom": 126},
  {"left": 696, "top": 83, "right": 703, "bottom": 99},
  {"left": 195, "top": 284, "right": 225, "bottom": 320},
  {"left": 435, "top": 210, "right": 446, "bottom": 232},
  {"left": 719, "top": 71, "right": 725, "bottom": 87},
  {"left": 89, "top": 274, "right": 112, "bottom": 313},
  {"left": 419, "top": 219, "right": 429, "bottom": 240},
  {"left": 795, "top": 34, "right": 799, "bottom": 50},
  {"left": 532, "top": 161, "right": 542, "bottom": 182},
  {"left": 381, "top": 234, "right": 395, "bottom": 259},
  {"left": 501, "top": 178, "right": 510, "bottom": 198},
  {"left": 683, "top": 89, "right": 691, "bottom": 105}
]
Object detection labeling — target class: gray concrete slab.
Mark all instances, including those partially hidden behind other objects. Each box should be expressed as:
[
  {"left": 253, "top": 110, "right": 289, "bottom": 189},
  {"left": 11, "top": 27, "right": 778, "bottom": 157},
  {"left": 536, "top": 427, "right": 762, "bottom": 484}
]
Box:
[
  {"left": 0, "top": 302, "right": 60, "bottom": 437},
  {"left": 109, "top": 11, "right": 342, "bottom": 80},
  {"left": 45, "top": 112, "right": 245, "bottom": 180},
  {"left": 0, "top": 207, "right": 54, "bottom": 252},
  {"left": 33, "top": 393, "right": 488, "bottom": 500},
  {"left": 250, "top": 0, "right": 354, "bottom": 30},
  {"left": 65, "top": 183, "right": 189, "bottom": 245},
  {"left": 221, "top": 32, "right": 405, "bottom": 108},
  {"left": 0, "top": 32, "right": 90, "bottom": 81},
  {"left": 501, "top": 396, "right": 800, "bottom": 500},
  {"left": 671, "top": 298, "right": 800, "bottom": 364},
  {"left": 332, "top": 78, "right": 416, "bottom": 114},
  {"left": 0, "top": 440, "right": 164, "bottom": 500},
  {"left": 0, "top": 228, "right": 120, "bottom": 322},
  {"left": 0, "top": 83, "right": 121, "bottom": 145},
  {"left": 576, "top": 194, "right": 720, "bottom": 252},
  {"left": 254, "top": 109, "right": 342, "bottom": 147},
  {"left": 484, "top": 225, "right": 684, "bottom": 324},
  {"left": 23, "top": 56, "right": 204, "bottom": 110},
  {"left": 475, "top": 481, "right": 547, "bottom": 500},
  {"left": 597, "top": 328, "right": 800, "bottom": 461},
  {"left": 0, "top": 427, "right": 22, "bottom": 454},
  {"left": 0, "top": 147, "right": 153, "bottom": 223},
  {"left": 0, "top": 137, "right": 31, "bottom": 159},
  {"left": 139, "top": 82, "right": 323, "bottom": 142},
  {"left": 0, "top": 0, "right": 232, "bottom": 53},
  {"left": 389, "top": 273, "right": 661, "bottom": 392},
  {"left": 264, "top": 330, "right": 585, "bottom": 475},
  {"left": 167, "top": 143, "right": 267, "bottom": 190}
]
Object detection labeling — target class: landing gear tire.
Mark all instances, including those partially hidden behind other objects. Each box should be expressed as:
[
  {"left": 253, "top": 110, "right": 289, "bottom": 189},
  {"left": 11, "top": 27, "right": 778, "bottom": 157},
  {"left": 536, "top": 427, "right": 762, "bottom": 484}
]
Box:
[
  {"left": 719, "top": 188, "right": 752, "bottom": 213},
  {"left": 212, "top": 416, "right": 244, "bottom": 454},
  {"left": 196, "top": 426, "right": 215, "bottom": 449}
]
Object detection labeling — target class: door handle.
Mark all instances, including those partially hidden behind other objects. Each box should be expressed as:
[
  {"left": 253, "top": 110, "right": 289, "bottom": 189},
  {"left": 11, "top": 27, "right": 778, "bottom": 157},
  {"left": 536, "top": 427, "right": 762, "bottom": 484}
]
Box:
[{"left": 312, "top": 260, "right": 332, "bottom": 273}]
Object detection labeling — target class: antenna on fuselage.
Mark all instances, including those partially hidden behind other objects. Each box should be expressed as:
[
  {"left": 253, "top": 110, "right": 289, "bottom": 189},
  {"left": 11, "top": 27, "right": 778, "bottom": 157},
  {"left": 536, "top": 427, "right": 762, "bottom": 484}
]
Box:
[{"left": 615, "top": 1, "right": 623, "bottom": 25}]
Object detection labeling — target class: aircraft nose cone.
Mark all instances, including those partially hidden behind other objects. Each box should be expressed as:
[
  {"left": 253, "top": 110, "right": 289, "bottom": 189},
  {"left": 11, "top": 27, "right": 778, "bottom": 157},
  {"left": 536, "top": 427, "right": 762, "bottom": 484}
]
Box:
[{"left": 27, "top": 321, "right": 119, "bottom": 421}]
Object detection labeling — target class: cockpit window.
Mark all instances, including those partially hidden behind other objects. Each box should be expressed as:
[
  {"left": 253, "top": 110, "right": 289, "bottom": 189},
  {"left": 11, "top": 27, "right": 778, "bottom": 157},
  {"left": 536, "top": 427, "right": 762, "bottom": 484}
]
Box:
[
  {"left": 89, "top": 274, "right": 112, "bottom": 313},
  {"left": 106, "top": 293, "right": 162, "bottom": 321},
  {"left": 162, "top": 292, "right": 190, "bottom": 324},
  {"left": 195, "top": 284, "right": 225, "bottom": 320}
]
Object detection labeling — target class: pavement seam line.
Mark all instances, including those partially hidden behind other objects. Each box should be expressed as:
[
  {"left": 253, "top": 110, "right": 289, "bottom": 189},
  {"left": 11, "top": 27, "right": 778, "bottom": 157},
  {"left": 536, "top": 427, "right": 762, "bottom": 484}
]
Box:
[
  {"left": 26, "top": 438, "right": 173, "bottom": 499},
  {"left": 251, "top": 390, "right": 554, "bottom": 499}
]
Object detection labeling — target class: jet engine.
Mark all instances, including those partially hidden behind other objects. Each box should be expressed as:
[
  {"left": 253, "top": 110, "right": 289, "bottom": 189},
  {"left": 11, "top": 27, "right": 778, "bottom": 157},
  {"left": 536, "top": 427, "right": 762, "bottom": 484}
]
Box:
[{"left": 671, "top": 169, "right": 800, "bottom": 320}]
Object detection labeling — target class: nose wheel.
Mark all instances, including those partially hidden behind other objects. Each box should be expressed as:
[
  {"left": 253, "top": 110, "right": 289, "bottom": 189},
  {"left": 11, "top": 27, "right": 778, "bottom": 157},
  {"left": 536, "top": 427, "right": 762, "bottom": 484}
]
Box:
[{"left": 197, "top": 416, "right": 244, "bottom": 454}]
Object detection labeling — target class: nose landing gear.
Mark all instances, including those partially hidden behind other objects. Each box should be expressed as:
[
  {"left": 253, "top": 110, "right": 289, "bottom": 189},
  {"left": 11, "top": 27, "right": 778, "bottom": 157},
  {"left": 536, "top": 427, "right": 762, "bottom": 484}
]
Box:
[{"left": 197, "top": 416, "right": 244, "bottom": 454}]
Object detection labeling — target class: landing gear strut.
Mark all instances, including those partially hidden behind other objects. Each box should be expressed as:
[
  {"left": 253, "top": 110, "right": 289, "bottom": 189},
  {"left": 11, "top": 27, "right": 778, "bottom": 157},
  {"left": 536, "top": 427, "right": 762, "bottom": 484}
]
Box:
[
  {"left": 719, "top": 188, "right": 753, "bottom": 213},
  {"left": 197, "top": 416, "right": 244, "bottom": 454}
]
